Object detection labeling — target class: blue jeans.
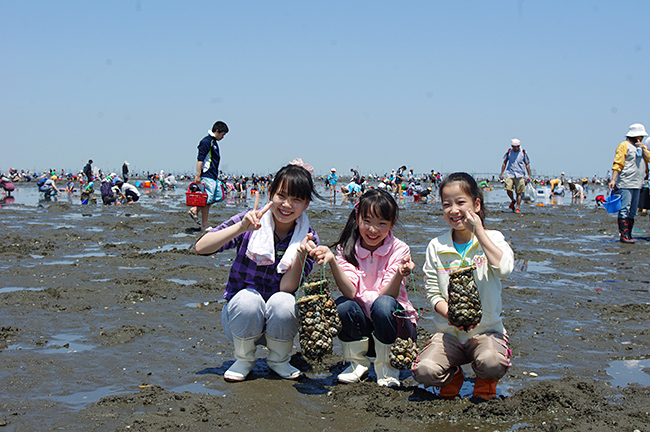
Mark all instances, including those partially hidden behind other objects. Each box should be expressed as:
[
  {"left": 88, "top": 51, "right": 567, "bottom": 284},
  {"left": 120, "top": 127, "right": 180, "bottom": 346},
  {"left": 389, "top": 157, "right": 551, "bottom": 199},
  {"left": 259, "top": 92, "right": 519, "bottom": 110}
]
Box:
[
  {"left": 336, "top": 295, "right": 416, "bottom": 345},
  {"left": 618, "top": 188, "right": 640, "bottom": 220}
]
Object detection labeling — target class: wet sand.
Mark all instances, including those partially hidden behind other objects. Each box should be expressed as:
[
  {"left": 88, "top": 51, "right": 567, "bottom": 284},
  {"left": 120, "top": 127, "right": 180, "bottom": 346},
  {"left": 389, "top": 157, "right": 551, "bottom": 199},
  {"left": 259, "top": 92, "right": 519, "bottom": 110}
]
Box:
[{"left": 1, "top": 184, "right": 650, "bottom": 431}]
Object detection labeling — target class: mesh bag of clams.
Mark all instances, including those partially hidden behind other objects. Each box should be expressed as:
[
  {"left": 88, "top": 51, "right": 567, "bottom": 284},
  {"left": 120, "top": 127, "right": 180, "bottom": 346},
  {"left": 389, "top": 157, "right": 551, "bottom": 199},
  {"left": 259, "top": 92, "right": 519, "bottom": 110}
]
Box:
[
  {"left": 389, "top": 309, "right": 419, "bottom": 370},
  {"left": 447, "top": 265, "right": 482, "bottom": 329},
  {"left": 296, "top": 280, "right": 342, "bottom": 361}
]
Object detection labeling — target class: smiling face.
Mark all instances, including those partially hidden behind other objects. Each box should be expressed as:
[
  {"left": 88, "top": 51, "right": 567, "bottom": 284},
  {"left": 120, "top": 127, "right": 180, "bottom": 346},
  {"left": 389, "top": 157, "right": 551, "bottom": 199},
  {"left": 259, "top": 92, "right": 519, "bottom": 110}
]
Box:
[
  {"left": 357, "top": 207, "right": 394, "bottom": 252},
  {"left": 441, "top": 181, "right": 481, "bottom": 241},
  {"left": 269, "top": 181, "right": 310, "bottom": 232}
]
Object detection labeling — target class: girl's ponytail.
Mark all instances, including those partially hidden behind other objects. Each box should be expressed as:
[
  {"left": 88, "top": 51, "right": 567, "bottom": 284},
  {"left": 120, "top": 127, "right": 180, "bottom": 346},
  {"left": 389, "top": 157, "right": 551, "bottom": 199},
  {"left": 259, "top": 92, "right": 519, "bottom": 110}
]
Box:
[{"left": 336, "top": 210, "right": 361, "bottom": 267}]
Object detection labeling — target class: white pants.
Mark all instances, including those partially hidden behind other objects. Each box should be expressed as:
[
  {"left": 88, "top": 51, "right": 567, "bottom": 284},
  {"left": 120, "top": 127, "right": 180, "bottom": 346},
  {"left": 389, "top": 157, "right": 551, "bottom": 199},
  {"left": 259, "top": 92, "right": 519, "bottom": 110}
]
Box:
[{"left": 221, "top": 288, "right": 299, "bottom": 342}]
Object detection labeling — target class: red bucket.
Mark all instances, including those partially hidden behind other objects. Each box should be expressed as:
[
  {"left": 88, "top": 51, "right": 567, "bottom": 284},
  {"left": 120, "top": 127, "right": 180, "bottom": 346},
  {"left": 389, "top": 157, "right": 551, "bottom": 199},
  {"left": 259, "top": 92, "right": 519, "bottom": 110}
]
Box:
[{"left": 186, "top": 182, "right": 207, "bottom": 207}]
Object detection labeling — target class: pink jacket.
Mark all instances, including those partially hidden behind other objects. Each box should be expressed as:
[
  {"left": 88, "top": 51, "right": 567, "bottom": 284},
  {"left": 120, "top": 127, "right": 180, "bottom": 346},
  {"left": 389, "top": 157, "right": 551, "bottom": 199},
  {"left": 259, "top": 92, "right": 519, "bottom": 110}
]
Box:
[{"left": 336, "top": 232, "right": 417, "bottom": 324}]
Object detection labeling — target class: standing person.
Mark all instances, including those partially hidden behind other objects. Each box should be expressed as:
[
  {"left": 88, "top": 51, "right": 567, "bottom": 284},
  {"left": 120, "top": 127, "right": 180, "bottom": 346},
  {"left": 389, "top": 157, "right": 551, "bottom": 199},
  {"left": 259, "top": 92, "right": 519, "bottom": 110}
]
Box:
[
  {"left": 499, "top": 139, "right": 531, "bottom": 213},
  {"left": 609, "top": 123, "right": 650, "bottom": 243},
  {"left": 190, "top": 121, "right": 229, "bottom": 230},
  {"left": 412, "top": 172, "right": 514, "bottom": 400},
  {"left": 327, "top": 168, "right": 338, "bottom": 198},
  {"left": 308, "top": 189, "right": 417, "bottom": 387},
  {"left": 350, "top": 168, "right": 361, "bottom": 185},
  {"left": 122, "top": 161, "right": 130, "bottom": 183},
  {"left": 84, "top": 160, "right": 93, "bottom": 183},
  {"left": 194, "top": 161, "right": 321, "bottom": 382}
]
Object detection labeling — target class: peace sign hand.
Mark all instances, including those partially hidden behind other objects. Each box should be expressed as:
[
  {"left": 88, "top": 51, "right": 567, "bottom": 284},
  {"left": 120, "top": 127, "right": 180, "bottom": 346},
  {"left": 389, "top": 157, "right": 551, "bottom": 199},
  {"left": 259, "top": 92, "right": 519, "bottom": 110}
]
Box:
[{"left": 242, "top": 191, "right": 272, "bottom": 231}]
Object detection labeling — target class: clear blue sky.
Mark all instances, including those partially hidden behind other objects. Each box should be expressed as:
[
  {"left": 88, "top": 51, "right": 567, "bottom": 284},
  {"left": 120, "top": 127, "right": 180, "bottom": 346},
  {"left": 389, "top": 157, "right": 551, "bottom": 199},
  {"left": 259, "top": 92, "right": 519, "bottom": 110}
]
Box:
[{"left": 2, "top": 1, "right": 649, "bottom": 178}]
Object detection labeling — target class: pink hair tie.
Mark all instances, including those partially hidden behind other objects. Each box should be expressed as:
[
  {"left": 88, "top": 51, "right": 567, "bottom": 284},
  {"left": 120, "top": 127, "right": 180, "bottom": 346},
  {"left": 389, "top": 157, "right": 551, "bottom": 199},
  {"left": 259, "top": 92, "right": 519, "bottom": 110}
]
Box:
[
  {"left": 288, "top": 158, "right": 314, "bottom": 176},
  {"left": 353, "top": 201, "right": 360, "bottom": 214}
]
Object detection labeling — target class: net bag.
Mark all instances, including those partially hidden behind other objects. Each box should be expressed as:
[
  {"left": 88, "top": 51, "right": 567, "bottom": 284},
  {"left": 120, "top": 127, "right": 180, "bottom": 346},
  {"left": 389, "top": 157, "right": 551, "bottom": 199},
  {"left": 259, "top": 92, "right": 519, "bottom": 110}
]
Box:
[
  {"left": 447, "top": 265, "right": 482, "bottom": 328},
  {"left": 389, "top": 309, "right": 419, "bottom": 370},
  {"left": 296, "top": 280, "right": 341, "bottom": 361}
]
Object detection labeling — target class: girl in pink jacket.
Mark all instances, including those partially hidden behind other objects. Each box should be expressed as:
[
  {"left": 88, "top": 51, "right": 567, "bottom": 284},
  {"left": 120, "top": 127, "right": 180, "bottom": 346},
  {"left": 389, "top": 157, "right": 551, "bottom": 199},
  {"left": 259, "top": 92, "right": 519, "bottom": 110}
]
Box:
[{"left": 309, "top": 189, "right": 416, "bottom": 387}]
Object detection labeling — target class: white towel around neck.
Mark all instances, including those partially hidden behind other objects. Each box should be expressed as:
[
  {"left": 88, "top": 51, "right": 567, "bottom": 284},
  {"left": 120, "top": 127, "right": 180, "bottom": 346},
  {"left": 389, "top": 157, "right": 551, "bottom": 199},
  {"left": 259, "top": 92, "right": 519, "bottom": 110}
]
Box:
[{"left": 245, "top": 210, "right": 310, "bottom": 273}]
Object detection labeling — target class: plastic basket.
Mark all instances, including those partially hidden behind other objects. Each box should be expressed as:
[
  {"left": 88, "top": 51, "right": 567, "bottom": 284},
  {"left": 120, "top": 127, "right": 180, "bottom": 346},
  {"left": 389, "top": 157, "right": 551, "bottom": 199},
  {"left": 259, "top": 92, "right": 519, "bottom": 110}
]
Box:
[
  {"left": 186, "top": 182, "right": 208, "bottom": 207},
  {"left": 603, "top": 194, "right": 621, "bottom": 214}
]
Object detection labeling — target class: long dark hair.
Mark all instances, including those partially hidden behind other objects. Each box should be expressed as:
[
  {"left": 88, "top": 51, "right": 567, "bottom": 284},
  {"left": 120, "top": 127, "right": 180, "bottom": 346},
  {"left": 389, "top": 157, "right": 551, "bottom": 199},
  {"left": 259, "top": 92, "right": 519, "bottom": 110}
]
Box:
[
  {"left": 268, "top": 164, "right": 322, "bottom": 201},
  {"left": 335, "top": 189, "right": 398, "bottom": 268},
  {"left": 438, "top": 172, "right": 487, "bottom": 224}
]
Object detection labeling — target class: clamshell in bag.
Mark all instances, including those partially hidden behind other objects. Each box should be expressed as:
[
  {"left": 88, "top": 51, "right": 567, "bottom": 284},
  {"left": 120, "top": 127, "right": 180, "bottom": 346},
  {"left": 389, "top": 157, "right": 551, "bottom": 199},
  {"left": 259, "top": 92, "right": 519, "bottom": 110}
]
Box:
[
  {"left": 296, "top": 280, "right": 341, "bottom": 361},
  {"left": 447, "top": 265, "right": 482, "bottom": 328}
]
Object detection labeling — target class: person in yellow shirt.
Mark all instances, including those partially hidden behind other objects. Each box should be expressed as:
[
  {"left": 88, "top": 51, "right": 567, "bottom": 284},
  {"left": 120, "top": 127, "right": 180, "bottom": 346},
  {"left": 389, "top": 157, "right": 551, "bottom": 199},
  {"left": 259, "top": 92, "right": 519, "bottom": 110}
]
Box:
[{"left": 609, "top": 123, "right": 650, "bottom": 243}]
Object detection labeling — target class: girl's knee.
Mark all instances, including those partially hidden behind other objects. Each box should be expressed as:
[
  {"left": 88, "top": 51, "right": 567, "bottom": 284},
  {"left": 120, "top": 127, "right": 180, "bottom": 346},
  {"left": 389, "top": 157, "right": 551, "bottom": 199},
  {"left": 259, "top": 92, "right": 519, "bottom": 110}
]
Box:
[
  {"left": 412, "top": 358, "right": 447, "bottom": 387},
  {"left": 473, "top": 350, "right": 508, "bottom": 381},
  {"left": 370, "top": 295, "right": 397, "bottom": 320}
]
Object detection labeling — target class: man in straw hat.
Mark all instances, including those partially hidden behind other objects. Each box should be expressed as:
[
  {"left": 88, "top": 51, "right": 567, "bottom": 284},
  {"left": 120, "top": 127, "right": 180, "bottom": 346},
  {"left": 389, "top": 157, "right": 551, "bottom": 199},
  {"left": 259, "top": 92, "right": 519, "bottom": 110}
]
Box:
[
  {"left": 609, "top": 123, "right": 650, "bottom": 243},
  {"left": 499, "top": 138, "right": 531, "bottom": 213}
]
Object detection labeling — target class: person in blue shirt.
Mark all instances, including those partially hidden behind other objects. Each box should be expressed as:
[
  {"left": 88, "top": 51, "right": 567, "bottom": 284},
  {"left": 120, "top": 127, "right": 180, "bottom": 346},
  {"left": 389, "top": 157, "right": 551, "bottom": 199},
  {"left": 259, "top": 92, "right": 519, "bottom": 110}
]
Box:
[{"left": 327, "top": 168, "right": 338, "bottom": 198}]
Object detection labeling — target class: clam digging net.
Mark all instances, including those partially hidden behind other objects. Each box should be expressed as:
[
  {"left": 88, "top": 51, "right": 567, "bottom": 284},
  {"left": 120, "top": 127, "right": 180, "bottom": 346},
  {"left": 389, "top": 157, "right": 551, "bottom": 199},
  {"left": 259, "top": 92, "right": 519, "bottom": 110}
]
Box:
[
  {"left": 296, "top": 280, "right": 342, "bottom": 361},
  {"left": 447, "top": 265, "right": 482, "bottom": 328}
]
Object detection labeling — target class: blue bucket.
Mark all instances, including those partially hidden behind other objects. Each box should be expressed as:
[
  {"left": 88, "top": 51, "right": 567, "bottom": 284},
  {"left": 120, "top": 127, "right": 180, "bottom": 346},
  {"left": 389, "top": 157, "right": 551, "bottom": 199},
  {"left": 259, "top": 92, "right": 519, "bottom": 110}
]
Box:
[{"left": 603, "top": 194, "right": 621, "bottom": 213}]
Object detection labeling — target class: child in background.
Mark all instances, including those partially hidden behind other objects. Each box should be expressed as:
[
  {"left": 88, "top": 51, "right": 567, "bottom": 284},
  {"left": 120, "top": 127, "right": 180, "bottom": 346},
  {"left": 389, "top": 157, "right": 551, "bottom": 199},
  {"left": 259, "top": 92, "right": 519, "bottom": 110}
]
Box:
[
  {"left": 309, "top": 189, "right": 416, "bottom": 387},
  {"left": 412, "top": 172, "right": 514, "bottom": 400},
  {"left": 195, "top": 161, "right": 320, "bottom": 382}
]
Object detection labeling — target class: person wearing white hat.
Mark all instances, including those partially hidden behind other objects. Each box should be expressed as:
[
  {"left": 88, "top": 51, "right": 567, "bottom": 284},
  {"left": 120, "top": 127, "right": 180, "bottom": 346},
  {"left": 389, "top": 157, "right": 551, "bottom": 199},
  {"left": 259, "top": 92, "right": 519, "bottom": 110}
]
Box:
[
  {"left": 499, "top": 139, "right": 531, "bottom": 213},
  {"left": 327, "top": 168, "right": 338, "bottom": 198},
  {"left": 609, "top": 123, "right": 650, "bottom": 243}
]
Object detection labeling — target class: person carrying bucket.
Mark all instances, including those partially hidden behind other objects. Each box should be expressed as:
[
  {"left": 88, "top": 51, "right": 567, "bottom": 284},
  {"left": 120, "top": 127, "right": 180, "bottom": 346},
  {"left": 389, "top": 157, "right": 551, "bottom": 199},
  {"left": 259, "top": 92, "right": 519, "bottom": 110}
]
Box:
[
  {"left": 189, "top": 121, "right": 229, "bottom": 230},
  {"left": 609, "top": 123, "right": 650, "bottom": 243}
]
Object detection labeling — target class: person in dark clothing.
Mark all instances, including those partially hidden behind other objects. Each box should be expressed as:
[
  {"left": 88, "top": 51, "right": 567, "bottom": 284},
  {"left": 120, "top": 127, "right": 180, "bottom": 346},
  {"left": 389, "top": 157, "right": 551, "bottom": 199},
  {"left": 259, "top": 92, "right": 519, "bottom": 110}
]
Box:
[
  {"left": 84, "top": 160, "right": 93, "bottom": 183},
  {"left": 122, "top": 161, "right": 130, "bottom": 182}
]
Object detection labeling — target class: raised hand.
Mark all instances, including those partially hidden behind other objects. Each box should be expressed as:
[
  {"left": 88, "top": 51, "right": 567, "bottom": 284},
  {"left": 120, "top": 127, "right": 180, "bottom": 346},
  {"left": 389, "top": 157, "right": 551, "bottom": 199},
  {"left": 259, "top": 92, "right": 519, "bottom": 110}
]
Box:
[
  {"left": 397, "top": 254, "right": 415, "bottom": 278},
  {"left": 242, "top": 191, "right": 272, "bottom": 231},
  {"left": 308, "top": 245, "right": 335, "bottom": 266}
]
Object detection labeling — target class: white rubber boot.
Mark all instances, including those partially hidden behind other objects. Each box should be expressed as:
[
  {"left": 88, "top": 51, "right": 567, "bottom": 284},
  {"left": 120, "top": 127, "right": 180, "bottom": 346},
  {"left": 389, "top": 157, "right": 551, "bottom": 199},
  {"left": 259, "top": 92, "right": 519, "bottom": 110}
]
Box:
[
  {"left": 224, "top": 335, "right": 258, "bottom": 382},
  {"left": 373, "top": 334, "right": 400, "bottom": 387},
  {"left": 337, "top": 337, "right": 371, "bottom": 384},
  {"left": 266, "top": 337, "right": 302, "bottom": 380}
]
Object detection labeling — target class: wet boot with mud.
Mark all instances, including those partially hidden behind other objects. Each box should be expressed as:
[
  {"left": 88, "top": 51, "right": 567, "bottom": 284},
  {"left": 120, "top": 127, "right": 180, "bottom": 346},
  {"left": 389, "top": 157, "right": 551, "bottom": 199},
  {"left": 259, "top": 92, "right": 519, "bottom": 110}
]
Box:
[
  {"left": 472, "top": 377, "right": 498, "bottom": 400},
  {"left": 337, "top": 337, "right": 371, "bottom": 383},
  {"left": 265, "top": 337, "right": 303, "bottom": 380},
  {"left": 439, "top": 366, "right": 464, "bottom": 400},
  {"left": 618, "top": 218, "right": 635, "bottom": 243},
  {"left": 372, "top": 334, "right": 400, "bottom": 387},
  {"left": 224, "top": 335, "right": 259, "bottom": 382}
]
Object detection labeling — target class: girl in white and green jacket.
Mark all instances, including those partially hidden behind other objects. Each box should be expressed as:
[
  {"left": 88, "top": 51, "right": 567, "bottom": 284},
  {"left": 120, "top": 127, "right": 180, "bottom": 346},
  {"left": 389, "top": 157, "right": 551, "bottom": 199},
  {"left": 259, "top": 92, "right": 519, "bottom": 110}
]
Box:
[{"left": 412, "top": 172, "right": 514, "bottom": 401}]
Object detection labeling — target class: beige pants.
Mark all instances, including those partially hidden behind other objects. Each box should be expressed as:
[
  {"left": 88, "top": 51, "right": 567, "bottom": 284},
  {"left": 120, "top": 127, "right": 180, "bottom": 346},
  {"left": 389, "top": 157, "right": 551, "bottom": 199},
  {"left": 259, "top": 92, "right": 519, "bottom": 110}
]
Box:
[{"left": 412, "top": 331, "right": 510, "bottom": 387}]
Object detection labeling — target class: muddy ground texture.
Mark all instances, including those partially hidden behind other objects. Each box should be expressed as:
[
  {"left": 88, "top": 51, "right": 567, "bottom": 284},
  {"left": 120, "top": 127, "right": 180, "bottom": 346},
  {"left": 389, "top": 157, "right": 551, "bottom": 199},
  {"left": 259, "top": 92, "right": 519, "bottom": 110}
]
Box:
[{"left": 1, "top": 186, "right": 650, "bottom": 431}]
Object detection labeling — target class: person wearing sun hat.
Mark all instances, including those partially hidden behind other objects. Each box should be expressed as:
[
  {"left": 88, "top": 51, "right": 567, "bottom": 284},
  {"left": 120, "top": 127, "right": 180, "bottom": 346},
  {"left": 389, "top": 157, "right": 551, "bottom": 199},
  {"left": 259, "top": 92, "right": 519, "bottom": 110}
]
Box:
[
  {"left": 327, "top": 168, "right": 338, "bottom": 198},
  {"left": 499, "top": 138, "right": 531, "bottom": 213},
  {"left": 609, "top": 123, "right": 650, "bottom": 243}
]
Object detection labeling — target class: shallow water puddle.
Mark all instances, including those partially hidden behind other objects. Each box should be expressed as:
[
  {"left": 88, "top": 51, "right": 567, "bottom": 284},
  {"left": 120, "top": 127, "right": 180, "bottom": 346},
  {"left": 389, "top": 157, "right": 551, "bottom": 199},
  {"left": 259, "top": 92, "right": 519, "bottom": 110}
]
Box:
[
  {"left": 186, "top": 299, "right": 225, "bottom": 308},
  {"left": 0, "top": 286, "right": 45, "bottom": 294},
  {"left": 170, "top": 382, "right": 224, "bottom": 396},
  {"left": 50, "top": 385, "right": 126, "bottom": 409},
  {"left": 168, "top": 278, "right": 197, "bottom": 285},
  {"left": 44, "top": 333, "right": 96, "bottom": 353},
  {"left": 63, "top": 251, "right": 107, "bottom": 258},
  {"left": 607, "top": 359, "right": 650, "bottom": 387},
  {"left": 140, "top": 243, "right": 191, "bottom": 254}
]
